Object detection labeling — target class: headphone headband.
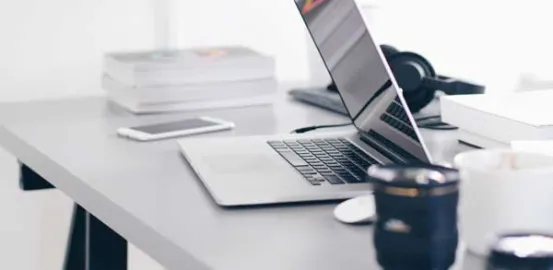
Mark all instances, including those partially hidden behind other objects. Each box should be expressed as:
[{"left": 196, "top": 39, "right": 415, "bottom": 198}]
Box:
[
  {"left": 422, "top": 76, "right": 485, "bottom": 95},
  {"left": 384, "top": 45, "right": 485, "bottom": 112}
]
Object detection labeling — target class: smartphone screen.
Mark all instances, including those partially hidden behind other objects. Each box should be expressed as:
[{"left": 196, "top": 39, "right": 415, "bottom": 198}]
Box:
[{"left": 130, "top": 119, "right": 221, "bottom": 135}]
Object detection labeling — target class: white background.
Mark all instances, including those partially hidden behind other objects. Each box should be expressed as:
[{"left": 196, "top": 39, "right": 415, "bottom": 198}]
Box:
[{"left": 2, "top": 0, "right": 553, "bottom": 102}]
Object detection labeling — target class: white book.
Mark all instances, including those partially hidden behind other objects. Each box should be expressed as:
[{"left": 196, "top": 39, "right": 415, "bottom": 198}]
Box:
[
  {"left": 102, "top": 75, "right": 277, "bottom": 104},
  {"left": 104, "top": 46, "right": 275, "bottom": 86},
  {"left": 440, "top": 90, "right": 553, "bottom": 148},
  {"left": 108, "top": 92, "right": 274, "bottom": 114}
]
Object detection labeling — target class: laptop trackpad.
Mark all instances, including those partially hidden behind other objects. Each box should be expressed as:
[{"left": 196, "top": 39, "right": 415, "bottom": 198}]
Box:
[{"left": 203, "top": 154, "right": 283, "bottom": 174}]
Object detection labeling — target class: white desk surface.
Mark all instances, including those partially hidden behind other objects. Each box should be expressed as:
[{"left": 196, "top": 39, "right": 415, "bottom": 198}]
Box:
[{"left": 0, "top": 91, "right": 483, "bottom": 270}]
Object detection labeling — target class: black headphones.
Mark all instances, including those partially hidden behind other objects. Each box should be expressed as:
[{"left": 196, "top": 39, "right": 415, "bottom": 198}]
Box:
[
  {"left": 328, "top": 45, "right": 486, "bottom": 113},
  {"left": 381, "top": 45, "right": 485, "bottom": 112}
]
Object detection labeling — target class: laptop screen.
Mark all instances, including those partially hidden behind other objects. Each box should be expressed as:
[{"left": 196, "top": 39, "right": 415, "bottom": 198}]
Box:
[{"left": 295, "top": 0, "right": 430, "bottom": 164}]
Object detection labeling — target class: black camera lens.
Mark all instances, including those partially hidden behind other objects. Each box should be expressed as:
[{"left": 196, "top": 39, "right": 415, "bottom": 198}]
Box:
[
  {"left": 368, "top": 164, "right": 460, "bottom": 270},
  {"left": 488, "top": 234, "right": 553, "bottom": 270}
]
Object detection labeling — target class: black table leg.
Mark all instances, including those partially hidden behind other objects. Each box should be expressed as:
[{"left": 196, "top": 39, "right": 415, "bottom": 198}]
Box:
[
  {"left": 19, "top": 162, "right": 54, "bottom": 191},
  {"left": 63, "top": 204, "right": 128, "bottom": 270},
  {"left": 63, "top": 205, "right": 86, "bottom": 270},
  {"left": 85, "top": 209, "right": 128, "bottom": 270},
  {"left": 18, "top": 162, "right": 128, "bottom": 270}
]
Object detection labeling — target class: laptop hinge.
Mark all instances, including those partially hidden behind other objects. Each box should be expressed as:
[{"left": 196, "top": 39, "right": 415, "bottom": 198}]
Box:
[{"left": 359, "top": 130, "right": 425, "bottom": 164}]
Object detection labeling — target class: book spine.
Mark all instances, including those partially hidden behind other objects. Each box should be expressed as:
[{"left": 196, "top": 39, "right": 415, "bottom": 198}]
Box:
[
  {"left": 103, "top": 57, "right": 135, "bottom": 85},
  {"left": 110, "top": 95, "right": 275, "bottom": 114},
  {"left": 107, "top": 65, "right": 275, "bottom": 87},
  {"left": 130, "top": 57, "right": 275, "bottom": 71},
  {"left": 102, "top": 75, "right": 277, "bottom": 104}
]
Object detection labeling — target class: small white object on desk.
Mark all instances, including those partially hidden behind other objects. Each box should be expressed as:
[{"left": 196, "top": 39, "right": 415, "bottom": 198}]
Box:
[
  {"left": 117, "top": 117, "right": 235, "bottom": 141},
  {"left": 333, "top": 195, "right": 376, "bottom": 224}
]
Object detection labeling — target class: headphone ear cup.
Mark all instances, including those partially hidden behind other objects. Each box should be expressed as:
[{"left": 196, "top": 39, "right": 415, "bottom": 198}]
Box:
[
  {"left": 379, "top": 44, "right": 399, "bottom": 61},
  {"left": 408, "top": 85, "right": 436, "bottom": 113},
  {"left": 388, "top": 51, "right": 437, "bottom": 113}
]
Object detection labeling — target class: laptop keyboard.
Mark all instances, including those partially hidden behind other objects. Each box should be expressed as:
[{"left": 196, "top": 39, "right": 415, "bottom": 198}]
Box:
[
  {"left": 380, "top": 99, "right": 419, "bottom": 142},
  {"left": 268, "top": 138, "right": 377, "bottom": 186}
]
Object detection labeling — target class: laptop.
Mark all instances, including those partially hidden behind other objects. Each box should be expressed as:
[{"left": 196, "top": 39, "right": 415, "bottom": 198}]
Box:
[{"left": 178, "top": 0, "right": 432, "bottom": 206}]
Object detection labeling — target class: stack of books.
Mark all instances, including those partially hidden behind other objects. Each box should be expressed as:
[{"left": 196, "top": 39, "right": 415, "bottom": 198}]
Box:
[{"left": 102, "top": 46, "right": 277, "bottom": 113}]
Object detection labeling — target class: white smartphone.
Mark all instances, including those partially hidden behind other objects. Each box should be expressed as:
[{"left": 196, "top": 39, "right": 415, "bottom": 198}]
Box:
[{"left": 117, "top": 117, "right": 235, "bottom": 141}]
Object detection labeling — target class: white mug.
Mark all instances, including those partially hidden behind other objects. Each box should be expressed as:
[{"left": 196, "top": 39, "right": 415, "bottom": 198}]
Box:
[{"left": 454, "top": 149, "right": 553, "bottom": 256}]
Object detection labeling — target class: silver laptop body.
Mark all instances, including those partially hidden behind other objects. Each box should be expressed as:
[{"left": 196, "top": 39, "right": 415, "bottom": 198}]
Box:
[{"left": 178, "top": 0, "right": 432, "bottom": 206}]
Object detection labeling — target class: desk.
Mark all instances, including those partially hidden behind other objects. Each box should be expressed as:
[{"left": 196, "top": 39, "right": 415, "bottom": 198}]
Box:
[{"left": 0, "top": 92, "right": 483, "bottom": 270}]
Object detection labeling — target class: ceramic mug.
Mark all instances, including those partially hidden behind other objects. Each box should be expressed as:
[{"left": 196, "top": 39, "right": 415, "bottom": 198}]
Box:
[{"left": 454, "top": 149, "right": 553, "bottom": 256}]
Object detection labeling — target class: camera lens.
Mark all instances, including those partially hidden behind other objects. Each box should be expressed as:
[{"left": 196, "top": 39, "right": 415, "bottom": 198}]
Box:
[
  {"left": 488, "top": 234, "right": 553, "bottom": 270},
  {"left": 369, "top": 164, "right": 460, "bottom": 270}
]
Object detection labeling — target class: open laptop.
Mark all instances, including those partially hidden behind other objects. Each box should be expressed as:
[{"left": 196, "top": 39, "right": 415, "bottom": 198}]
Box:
[{"left": 178, "top": 0, "right": 432, "bottom": 206}]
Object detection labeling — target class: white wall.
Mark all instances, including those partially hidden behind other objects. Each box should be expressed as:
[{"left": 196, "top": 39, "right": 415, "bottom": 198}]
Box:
[
  {"left": 3, "top": 0, "right": 553, "bottom": 102},
  {"left": 0, "top": 0, "right": 316, "bottom": 102},
  {"left": 171, "top": 0, "right": 383, "bottom": 85},
  {"left": 305, "top": 0, "right": 553, "bottom": 93},
  {"left": 172, "top": 0, "right": 311, "bottom": 83},
  {"left": 0, "top": 0, "right": 158, "bottom": 101},
  {"left": 364, "top": 0, "right": 553, "bottom": 93}
]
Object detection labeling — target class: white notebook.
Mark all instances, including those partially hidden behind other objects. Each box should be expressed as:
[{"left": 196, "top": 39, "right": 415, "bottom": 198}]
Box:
[{"left": 441, "top": 90, "right": 553, "bottom": 148}]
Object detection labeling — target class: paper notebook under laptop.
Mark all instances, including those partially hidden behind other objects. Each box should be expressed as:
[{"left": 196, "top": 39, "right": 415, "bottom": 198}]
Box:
[{"left": 178, "top": 0, "right": 432, "bottom": 206}]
